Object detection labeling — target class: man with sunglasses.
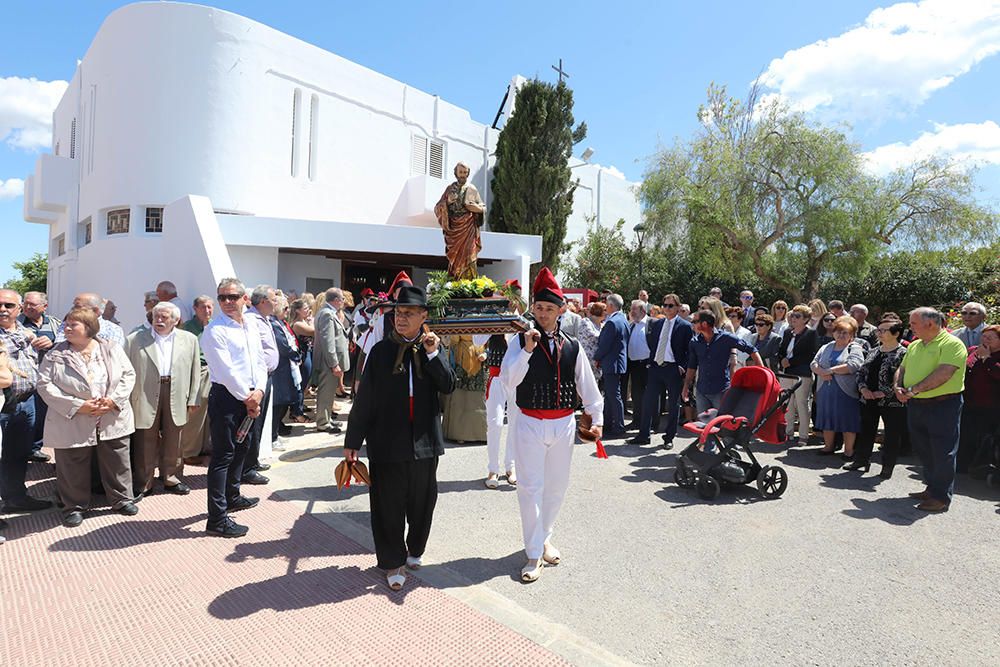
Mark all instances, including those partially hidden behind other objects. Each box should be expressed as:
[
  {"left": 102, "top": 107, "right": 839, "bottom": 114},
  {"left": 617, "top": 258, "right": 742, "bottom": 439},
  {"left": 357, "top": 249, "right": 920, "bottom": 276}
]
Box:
[
  {"left": 628, "top": 294, "right": 693, "bottom": 449},
  {"left": 682, "top": 309, "right": 762, "bottom": 415},
  {"left": 0, "top": 289, "right": 53, "bottom": 513},
  {"left": 953, "top": 302, "right": 987, "bottom": 349},
  {"left": 200, "top": 278, "right": 269, "bottom": 537}
]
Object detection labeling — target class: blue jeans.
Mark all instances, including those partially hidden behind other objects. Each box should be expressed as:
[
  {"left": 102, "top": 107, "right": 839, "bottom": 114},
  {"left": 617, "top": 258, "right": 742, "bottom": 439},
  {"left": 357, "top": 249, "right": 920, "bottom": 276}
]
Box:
[
  {"left": 0, "top": 393, "right": 37, "bottom": 502},
  {"left": 695, "top": 389, "right": 724, "bottom": 416},
  {"left": 602, "top": 372, "right": 625, "bottom": 434},
  {"left": 907, "top": 394, "right": 962, "bottom": 503},
  {"left": 639, "top": 362, "right": 684, "bottom": 441}
]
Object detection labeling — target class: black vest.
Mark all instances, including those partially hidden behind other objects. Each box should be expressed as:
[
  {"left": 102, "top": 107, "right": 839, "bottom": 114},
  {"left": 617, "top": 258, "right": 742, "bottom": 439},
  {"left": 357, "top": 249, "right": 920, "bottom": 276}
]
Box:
[
  {"left": 515, "top": 331, "right": 579, "bottom": 410},
  {"left": 486, "top": 334, "right": 507, "bottom": 368}
]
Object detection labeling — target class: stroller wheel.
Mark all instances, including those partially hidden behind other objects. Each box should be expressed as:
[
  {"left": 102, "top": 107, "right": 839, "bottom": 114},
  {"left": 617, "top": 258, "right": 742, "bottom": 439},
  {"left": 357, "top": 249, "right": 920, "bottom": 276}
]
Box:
[
  {"left": 696, "top": 475, "right": 720, "bottom": 500},
  {"left": 757, "top": 465, "right": 788, "bottom": 499},
  {"left": 673, "top": 462, "right": 696, "bottom": 489}
]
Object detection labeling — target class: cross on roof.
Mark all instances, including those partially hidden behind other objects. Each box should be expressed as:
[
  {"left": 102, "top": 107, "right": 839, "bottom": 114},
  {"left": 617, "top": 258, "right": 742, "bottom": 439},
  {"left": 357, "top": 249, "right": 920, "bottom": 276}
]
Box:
[{"left": 551, "top": 58, "right": 569, "bottom": 84}]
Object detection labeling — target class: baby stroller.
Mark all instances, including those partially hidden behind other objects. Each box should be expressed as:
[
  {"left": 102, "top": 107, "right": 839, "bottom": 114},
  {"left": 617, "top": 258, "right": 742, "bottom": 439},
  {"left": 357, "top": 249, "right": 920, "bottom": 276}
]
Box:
[{"left": 674, "top": 366, "right": 801, "bottom": 501}]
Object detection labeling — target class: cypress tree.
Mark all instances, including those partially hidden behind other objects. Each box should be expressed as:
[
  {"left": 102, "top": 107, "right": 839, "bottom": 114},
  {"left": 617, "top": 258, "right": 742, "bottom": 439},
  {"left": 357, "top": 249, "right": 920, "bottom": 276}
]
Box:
[{"left": 490, "top": 79, "right": 586, "bottom": 276}]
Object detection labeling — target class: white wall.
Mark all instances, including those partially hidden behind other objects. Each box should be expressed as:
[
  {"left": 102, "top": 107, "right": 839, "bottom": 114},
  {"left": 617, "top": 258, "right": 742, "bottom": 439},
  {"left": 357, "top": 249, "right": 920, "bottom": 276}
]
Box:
[
  {"left": 565, "top": 160, "right": 643, "bottom": 251},
  {"left": 276, "top": 253, "right": 342, "bottom": 296}
]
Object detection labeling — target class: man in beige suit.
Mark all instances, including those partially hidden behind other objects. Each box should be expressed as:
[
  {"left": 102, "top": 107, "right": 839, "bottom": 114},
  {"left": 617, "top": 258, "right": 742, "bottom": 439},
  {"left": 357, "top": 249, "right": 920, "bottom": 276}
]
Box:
[
  {"left": 125, "top": 302, "right": 202, "bottom": 496},
  {"left": 313, "top": 287, "right": 350, "bottom": 434}
]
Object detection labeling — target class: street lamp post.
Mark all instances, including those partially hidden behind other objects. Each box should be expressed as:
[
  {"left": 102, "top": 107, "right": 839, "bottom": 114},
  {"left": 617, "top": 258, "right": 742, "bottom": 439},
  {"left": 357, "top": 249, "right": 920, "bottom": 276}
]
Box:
[{"left": 633, "top": 223, "right": 647, "bottom": 288}]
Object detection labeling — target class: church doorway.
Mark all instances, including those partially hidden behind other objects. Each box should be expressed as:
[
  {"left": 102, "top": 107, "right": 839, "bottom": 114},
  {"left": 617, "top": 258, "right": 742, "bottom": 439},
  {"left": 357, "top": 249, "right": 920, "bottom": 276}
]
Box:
[{"left": 343, "top": 261, "right": 412, "bottom": 297}]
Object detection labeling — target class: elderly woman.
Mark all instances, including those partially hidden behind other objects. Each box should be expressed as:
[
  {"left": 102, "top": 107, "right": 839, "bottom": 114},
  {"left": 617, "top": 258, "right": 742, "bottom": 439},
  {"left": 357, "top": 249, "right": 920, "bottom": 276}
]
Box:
[
  {"left": 778, "top": 304, "right": 819, "bottom": 445},
  {"left": 849, "top": 319, "right": 907, "bottom": 476},
  {"left": 750, "top": 313, "right": 782, "bottom": 371},
  {"left": 957, "top": 324, "right": 1000, "bottom": 473},
  {"left": 36, "top": 307, "right": 138, "bottom": 527},
  {"left": 269, "top": 296, "right": 302, "bottom": 446},
  {"left": 578, "top": 301, "right": 606, "bottom": 381},
  {"left": 811, "top": 316, "right": 865, "bottom": 458}
]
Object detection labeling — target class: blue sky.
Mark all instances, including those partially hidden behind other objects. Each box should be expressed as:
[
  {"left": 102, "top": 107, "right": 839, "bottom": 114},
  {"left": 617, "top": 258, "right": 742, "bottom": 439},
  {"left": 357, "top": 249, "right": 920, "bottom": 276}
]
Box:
[{"left": 2, "top": 0, "right": 999, "bottom": 284}]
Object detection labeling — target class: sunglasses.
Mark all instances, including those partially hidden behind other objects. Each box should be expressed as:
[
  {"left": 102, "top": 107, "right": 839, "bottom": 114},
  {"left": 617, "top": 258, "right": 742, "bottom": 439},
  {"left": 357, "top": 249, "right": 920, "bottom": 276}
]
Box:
[
  {"left": 755, "top": 321, "right": 770, "bottom": 326},
  {"left": 740, "top": 295, "right": 753, "bottom": 300},
  {"left": 961, "top": 311, "right": 978, "bottom": 316},
  {"left": 217, "top": 294, "right": 243, "bottom": 303},
  {"left": 822, "top": 317, "right": 835, "bottom": 322},
  {"left": 662, "top": 303, "right": 678, "bottom": 309},
  {"left": 775, "top": 306, "right": 787, "bottom": 310},
  {"left": 0, "top": 302, "right": 19, "bottom": 309},
  {"left": 877, "top": 327, "right": 893, "bottom": 333},
  {"left": 788, "top": 313, "right": 803, "bottom": 319}
]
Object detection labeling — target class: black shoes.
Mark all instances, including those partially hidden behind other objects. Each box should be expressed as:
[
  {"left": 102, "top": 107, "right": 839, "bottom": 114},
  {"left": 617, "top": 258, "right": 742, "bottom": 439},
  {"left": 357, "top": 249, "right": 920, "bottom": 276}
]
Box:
[
  {"left": 117, "top": 502, "right": 139, "bottom": 516},
  {"left": 228, "top": 495, "right": 260, "bottom": 512},
  {"left": 843, "top": 460, "right": 870, "bottom": 472},
  {"left": 255, "top": 463, "right": 272, "bottom": 472},
  {"left": 878, "top": 466, "right": 894, "bottom": 479},
  {"left": 164, "top": 482, "right": 191, "bottom": 495},
  {"left": 323, "top": 424, "right": 344, "bottom": 434},
  {"left": 29, "top": 451, "right": 51, "bottom": 463},
  {"left": 661, "top": 439, "right": 674, "bottom": 451},
  {"left": 626, "top": 437, "right": 651, "bottom": 445},
  {"left": 242, "top": 471, "right": 269, "bottom": 485},
  {"left": 206, "top": 517, "right": 249, "bottom": 538},
  {"left": 4, "top": 496, "right": 53, "bottom": 512},
  {"left": 63, "top": 511, "right": 84, "bottom": 527}
]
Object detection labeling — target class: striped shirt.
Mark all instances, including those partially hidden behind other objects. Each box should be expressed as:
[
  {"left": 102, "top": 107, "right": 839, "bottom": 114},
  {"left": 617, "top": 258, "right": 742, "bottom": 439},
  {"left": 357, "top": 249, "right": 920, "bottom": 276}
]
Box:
[{"left": 0, "top": 322, "right": 39, "bottom": 398}]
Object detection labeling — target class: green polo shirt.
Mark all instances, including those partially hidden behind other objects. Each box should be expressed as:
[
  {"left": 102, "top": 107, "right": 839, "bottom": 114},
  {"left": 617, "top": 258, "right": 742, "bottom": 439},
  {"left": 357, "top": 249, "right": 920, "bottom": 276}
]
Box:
[
  {"left": 182, "top": 318, "right": 207, "bottom": 365},
  {"left": 900, "top": 330, "right": 967, "bottom": 398}
]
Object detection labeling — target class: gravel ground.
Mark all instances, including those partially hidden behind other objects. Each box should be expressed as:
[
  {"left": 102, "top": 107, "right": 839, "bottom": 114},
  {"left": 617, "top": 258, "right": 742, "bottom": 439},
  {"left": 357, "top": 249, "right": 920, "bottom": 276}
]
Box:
[{"left": 267, "top": 410, "right": 1000, "bottom": 667}]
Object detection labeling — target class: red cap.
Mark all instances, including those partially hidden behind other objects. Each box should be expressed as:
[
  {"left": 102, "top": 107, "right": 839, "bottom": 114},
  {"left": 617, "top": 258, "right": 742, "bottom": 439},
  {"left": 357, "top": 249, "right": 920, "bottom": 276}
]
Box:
[
  {"left": 360, "top": 288, "right": 375, "bottom": 298},
  {"left": 387, "top": 271, "right": 413, "bottom": 296},
  {"left": 532, "top": 267, "right": 564, "bottom": 305}
]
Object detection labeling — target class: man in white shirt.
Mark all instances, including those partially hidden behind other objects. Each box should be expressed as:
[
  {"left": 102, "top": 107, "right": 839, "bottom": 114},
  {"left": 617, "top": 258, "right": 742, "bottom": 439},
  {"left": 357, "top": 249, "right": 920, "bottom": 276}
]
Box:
[
  {"left": 156, "top": 280, "right": 194, "bottom": 324},
  {"left": 125, "top": 302, "right": 202, "bottom": 497},
  {"left": 201, "top": 278, "right": 268, "bottom": 538},
  {"left": 626, "top": 299, "right": 651, "bottom": 431}
]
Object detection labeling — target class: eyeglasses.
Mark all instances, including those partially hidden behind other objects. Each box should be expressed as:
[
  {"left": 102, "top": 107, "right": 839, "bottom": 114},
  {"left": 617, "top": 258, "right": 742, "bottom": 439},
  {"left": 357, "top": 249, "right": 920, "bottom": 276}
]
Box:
[
  {"left": 662, "top": 303, "right": 678, "bottom": 309},
  {"left": 877, "top": 327, "right": 893, "bottom": 333},
  {"left": 961, "top": 311, "right": 979, "bottom": 316},
  {"left": 217, "top": 294, "right": 242, "bottom": 303},
  {"left": 755, "top": 321, "right": 770, "bottom": 326},
  {"left": 788, "top": 313, "right": 802, "bottom": 319},
  {"left": 740, "top": 295, "right": 753, "bottom": 300},
  {"left": 822, "top": 317, "right": 835, "bottom": 322},
  {"left": 0, "top": 302, "right": 19, "bottom": 310},
  {"left": 774, "top": 306, "right": 787, "bottom": 311}
]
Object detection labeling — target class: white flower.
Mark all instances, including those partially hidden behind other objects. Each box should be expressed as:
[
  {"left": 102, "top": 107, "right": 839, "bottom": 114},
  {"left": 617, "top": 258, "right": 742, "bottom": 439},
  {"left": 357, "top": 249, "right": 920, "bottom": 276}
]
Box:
[{"left": 444, "top": 282, "right": 453, "bottom": 289}]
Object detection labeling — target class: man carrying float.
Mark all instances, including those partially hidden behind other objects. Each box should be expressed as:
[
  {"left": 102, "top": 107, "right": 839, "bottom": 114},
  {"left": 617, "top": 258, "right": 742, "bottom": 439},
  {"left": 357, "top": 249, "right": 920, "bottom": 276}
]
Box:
[{"left": 500, "top": 268, "right": 603, "bottom": 583}]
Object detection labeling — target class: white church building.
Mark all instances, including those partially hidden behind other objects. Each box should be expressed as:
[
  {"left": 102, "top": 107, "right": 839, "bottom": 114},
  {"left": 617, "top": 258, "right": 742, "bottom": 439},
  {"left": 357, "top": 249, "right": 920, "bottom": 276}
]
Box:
[{"left": 24, "top": 2, "right": 641, "bottom": 327}]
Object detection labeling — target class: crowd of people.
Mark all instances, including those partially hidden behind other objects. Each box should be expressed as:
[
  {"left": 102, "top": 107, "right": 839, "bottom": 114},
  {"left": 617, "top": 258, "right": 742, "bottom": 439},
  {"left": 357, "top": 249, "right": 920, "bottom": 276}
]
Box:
[{"left": 1, "top": 275, "right": 996, "bottom": 584}]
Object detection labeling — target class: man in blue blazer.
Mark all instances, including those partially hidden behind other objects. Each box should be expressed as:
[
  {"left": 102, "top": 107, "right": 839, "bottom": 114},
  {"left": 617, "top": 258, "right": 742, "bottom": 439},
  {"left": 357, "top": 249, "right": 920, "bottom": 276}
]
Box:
[
  {"left": 628, "top": 293, "right": 692, "bottom": 448},
  {"left": 594, "top": 294, "right": 629, "bottom": 437}
]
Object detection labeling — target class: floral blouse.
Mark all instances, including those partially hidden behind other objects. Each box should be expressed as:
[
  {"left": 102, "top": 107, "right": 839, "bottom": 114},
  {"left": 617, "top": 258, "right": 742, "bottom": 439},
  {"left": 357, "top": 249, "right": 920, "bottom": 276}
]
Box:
[
  {"left": 856, "top": 345, "right": 906, "bottom": 408},
  {"left": 578, "top": 318, "right": 603, "bottom": 381}
]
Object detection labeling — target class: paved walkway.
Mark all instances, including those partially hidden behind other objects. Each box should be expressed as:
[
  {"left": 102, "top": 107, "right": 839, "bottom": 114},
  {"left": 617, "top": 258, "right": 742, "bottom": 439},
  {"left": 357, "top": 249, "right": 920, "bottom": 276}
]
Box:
[{"left": 1, "top": 459, "right": 567, "bottom": 667}]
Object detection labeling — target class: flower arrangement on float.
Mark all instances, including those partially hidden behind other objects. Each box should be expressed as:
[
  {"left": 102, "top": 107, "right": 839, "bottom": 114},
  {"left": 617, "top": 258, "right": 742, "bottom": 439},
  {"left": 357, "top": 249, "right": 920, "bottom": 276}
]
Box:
[{"left": 424, "top": 270, "right": 528, "bottom": 334}]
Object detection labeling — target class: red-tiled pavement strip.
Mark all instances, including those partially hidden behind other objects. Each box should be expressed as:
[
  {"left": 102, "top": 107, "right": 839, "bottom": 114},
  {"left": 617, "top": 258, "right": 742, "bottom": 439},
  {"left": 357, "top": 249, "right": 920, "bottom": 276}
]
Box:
[{"left": 1, "top": 461, "right": 567, "bottom": 667}]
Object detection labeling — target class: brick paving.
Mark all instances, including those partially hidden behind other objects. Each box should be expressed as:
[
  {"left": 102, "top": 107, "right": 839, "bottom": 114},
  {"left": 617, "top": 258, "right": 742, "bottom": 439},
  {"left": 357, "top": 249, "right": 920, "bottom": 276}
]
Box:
[{"left": 0, "top": 459, "right": 567, "bottom": 667}]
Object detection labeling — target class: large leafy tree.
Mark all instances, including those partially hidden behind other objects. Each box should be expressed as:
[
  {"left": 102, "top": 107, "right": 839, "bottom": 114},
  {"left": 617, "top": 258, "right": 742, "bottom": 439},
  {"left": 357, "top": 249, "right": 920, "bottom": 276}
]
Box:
[
  {"left": 4, "top": 252, "right": 47, "bottom": 294},
  {"left": 640, "top": 84, "right": 995, "bottom": 302},
  {"left": 490, "top": 79, "right": 587, "bottom": 276}
]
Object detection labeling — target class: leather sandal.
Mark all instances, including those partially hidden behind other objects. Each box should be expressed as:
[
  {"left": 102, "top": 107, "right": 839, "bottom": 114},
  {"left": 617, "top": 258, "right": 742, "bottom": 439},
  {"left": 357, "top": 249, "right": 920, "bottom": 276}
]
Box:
[
  {"left": 387, "top": 566, "right": 406, "bottom": 591},
  {"left": 542, "top": 542, "right": 561, "bottom": 565},
  {"left": 521, "top": 558, "right": 544, "bottom": 583},
  {"left": 506, "top": 469, "right": 517, "bottom": 486}
]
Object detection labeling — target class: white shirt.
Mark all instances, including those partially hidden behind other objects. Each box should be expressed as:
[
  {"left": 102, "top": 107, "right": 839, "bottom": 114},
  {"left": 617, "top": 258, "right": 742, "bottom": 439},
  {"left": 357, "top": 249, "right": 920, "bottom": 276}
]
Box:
[
  {"left": 152, "top": 328, "right": 176, "bottom": 377},
  {"left": 628, "top": 316, "right": 651, "bottom": 361},
  {"left": 654, "top": 317, "right": 677, "bottom": 365},
  {"left": 500, "top": 331, "right": 604, "bottom": 426},
  {"left": 202, "top": 312, "right": 268, "bottom": 401},
  {"left": 170, "top": 296, "right": 194, "bottom": 324}
]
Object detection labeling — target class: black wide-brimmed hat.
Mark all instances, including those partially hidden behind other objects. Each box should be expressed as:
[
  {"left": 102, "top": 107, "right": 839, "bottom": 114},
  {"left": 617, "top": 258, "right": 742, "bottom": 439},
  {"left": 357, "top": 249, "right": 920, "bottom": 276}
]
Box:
[{"left": 386, "top": 285, "right": 428, "bottom": 309}]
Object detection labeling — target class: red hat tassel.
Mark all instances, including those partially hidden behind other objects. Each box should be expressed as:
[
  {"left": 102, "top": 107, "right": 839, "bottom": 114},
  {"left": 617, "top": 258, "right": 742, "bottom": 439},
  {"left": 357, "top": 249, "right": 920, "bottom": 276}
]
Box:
[{"left": 595, "top": 439, "right": 608, "bottom": 459}]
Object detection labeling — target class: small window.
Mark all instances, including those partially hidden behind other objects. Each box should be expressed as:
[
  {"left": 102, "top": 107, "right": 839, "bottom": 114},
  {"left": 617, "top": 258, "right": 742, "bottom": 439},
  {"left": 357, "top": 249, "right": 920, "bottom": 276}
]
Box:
[
  {"left": 107, "top": 208, "right": 130, "bottom": 235},
  {"left": 291, "top": 88, "right": 302, "bottom": 177},
  {"left": 308, "top": 94, "right": 319, "bottom": 181},
  {"left": 145, "top": 207, "right": 163, "bottom": 233},
  {"left": 55, "top": 234, "right": 66, "bottom": 257},
  {"left": 428, "top": 140, "right": 445, "bottom": 179},
  {"left": 78, "top": 217, "right": 92, "bottom": 246},
  {"left": 70, "top": 119, "right": 77, "bottom": 159}
]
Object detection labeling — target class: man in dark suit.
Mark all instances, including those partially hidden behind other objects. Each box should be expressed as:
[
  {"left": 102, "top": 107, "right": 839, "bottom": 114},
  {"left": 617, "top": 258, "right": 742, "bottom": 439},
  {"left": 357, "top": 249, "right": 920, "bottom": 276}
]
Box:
[
  {"left": 628, "top": 293, "right": 692, "bottom": 449},
  {"left": 344, "top": 286, "right": 456, "bottom": 591},
  {"left": 594, "top": 293, "right": 629, "bottom": 437}
]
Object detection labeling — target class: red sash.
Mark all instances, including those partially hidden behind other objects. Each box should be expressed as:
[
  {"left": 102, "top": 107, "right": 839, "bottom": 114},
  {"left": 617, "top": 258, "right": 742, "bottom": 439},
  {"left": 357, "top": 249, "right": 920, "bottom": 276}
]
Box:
[
  {"left": 520, "top": 408, "right": 574, "bottom": 420},
  {"left": 484, "top": 366, "right": 501, "bottom": 400}
]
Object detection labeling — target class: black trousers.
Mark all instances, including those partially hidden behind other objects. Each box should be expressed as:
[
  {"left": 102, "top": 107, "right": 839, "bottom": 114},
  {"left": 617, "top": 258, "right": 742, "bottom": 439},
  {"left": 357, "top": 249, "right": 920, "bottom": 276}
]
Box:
[
  {"left": 627, "top": 359, "right": 648, "bottom": 425},
  {"left": 368, "top": 456, "right": 438, "bottom": 570},
  {"left": 206, "top": 384, "right": 257, "bottom": 524},
  {"left": 957, "top": 405, "right": 998, "bottom": 473},
  {"left": 245, "top": 377, "right": 272, "bottom": 474},
  {"left": 639, "top": 362, "right": 684, "bottom": 441},
  {"left": 854, "top": 401, "right": 905, "bottom": 468}
]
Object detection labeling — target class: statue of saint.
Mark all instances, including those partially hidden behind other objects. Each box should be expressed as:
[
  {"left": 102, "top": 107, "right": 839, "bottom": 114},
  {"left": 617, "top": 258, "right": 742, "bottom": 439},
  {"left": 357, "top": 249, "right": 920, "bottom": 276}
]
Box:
[{"left": 434, "top": 162, "right": 485, "bottom": 279}]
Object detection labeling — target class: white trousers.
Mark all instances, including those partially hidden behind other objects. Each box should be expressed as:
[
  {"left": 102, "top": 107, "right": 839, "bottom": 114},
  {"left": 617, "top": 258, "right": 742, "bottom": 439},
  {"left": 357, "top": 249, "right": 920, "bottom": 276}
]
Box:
[
  {"left": 512, "top": 412, "right": 575, "bottom": 560},
  {"left": 780, "top": 375, "right": 813, "bottom": 442},
  {"left": 485, "top": 378, "right": 516, "bottom": 474}
]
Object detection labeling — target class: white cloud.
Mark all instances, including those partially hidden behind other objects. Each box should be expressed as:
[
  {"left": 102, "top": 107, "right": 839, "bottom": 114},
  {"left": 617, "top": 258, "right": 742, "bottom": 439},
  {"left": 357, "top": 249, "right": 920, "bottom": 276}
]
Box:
[
  {"left": 759, "top": 0, "right": 1000, "bottom": 121},
  {"left": 862, "top": 121, "right": 1000, "bottom": 174},
  {"left": 0, "top": 76, "right": 68, "bottom": 151},
  {"left": 0, "top": 177, "right": 25, "bottom": 200}
]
